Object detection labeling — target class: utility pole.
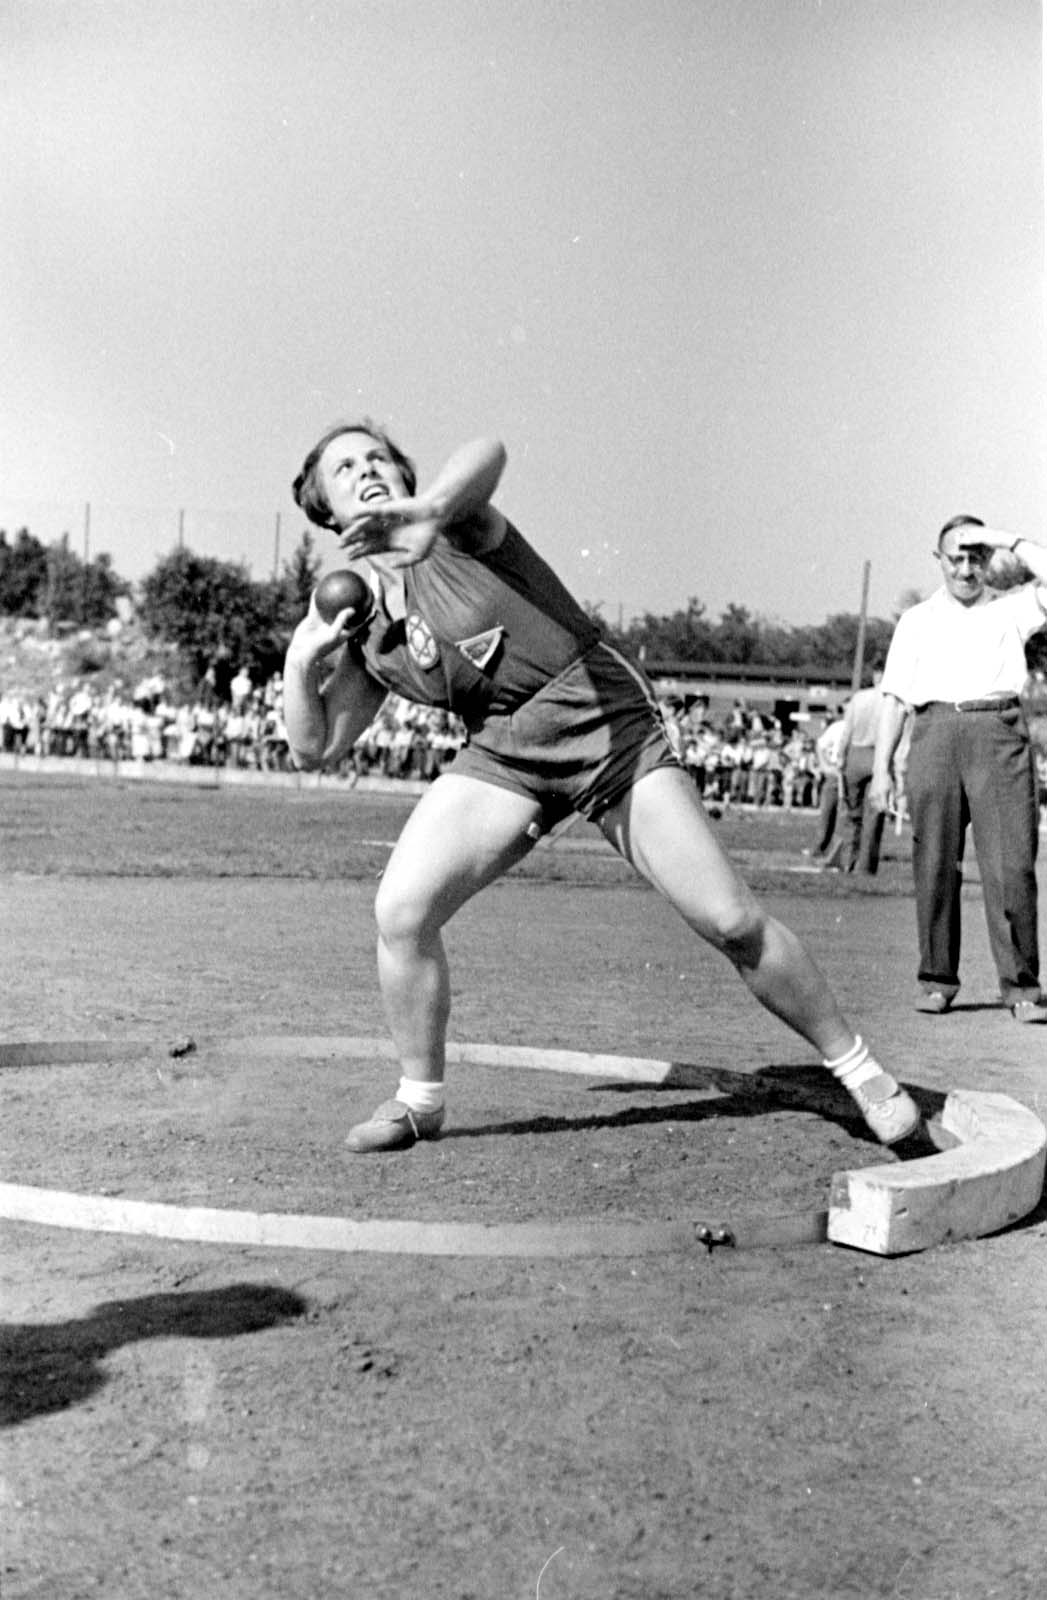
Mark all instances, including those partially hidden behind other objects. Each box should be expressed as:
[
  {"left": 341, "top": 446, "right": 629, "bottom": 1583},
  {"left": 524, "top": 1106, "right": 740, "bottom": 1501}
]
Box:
[
  {"left": 851, "top": 559, "right": 871, "bottom": 693},
  {"left": 82, "top": 502, "right": 91, "bottom": 623}
]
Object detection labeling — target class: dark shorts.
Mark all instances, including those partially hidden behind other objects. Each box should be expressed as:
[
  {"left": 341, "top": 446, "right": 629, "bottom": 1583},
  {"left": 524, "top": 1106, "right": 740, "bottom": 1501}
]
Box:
[{"left": 447, "top": 641, "right": 681, "bottom": 824}]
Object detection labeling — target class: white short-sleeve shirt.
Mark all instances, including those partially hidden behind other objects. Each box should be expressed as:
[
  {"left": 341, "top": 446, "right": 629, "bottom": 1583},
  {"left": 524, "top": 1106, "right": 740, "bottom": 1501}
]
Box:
[{"left": 880, "top": 584, "right": 1047, "bottom": 708}]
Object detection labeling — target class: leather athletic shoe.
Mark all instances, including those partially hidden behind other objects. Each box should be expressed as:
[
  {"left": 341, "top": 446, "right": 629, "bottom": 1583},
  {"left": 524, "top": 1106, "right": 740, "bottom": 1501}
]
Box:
[
  {"left": 345, "top": 1098, "right": 446, "bottom": 1153},
  {"left": 845, "top": 1074, "right": 922, "bottom": 1145},
  {"left": 1011, "top": 999, "right": 1047, "bottom": 1025},
  {"left": 915, "top": 992, "right": 952, "bottom": 1015}
]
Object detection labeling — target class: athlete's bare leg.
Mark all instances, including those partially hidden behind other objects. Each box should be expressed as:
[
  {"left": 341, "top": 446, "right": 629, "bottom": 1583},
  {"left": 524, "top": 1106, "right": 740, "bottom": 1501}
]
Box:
[
  {"left": 374, "top": 773, "right": 541, "bottom": 1082},
  {"left": 597, "top": 765, "right": 857, "bottom": 1060}
]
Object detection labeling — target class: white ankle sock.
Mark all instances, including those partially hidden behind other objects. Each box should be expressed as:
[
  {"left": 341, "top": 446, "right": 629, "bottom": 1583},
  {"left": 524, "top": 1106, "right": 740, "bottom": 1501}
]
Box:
[
  {"left": 397, "top": 1076, "right": 445, "bottom": 1113},
  {"left": 823, "top": 1036, "right": 886, "bottom": 1092}
]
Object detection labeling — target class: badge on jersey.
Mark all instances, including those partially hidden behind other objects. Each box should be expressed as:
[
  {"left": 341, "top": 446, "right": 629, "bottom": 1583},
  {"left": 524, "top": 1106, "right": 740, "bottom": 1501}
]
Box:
[
  {"left": 454, "top": 626, "right": 505, "bottom": 671},
  {"left": 405, "top": 612, "right": 440, "bottom": 671}
]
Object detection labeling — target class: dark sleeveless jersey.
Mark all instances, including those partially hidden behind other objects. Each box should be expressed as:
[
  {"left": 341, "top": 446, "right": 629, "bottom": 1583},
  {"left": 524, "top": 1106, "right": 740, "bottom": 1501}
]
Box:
[{"left": 351, "top": 520, "right": 601, "bottom": 729}]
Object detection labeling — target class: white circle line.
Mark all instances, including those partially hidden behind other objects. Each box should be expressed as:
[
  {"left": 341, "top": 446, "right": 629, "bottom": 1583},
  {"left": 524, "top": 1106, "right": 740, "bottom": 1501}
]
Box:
[{"left": 0, "top": 1034, "right": 837, "bottom": 1255}]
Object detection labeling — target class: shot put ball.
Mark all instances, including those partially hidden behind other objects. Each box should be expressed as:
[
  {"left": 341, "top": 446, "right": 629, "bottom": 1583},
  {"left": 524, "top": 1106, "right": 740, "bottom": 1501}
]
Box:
[{"left": 314, "top": 569, "right": 372, "bottom": 624}]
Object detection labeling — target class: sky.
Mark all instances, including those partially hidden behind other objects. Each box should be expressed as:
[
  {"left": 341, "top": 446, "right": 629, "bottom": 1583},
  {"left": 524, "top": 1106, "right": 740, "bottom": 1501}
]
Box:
[{"left": 2, "top": 0, "right": 1044, "bottom": 628}]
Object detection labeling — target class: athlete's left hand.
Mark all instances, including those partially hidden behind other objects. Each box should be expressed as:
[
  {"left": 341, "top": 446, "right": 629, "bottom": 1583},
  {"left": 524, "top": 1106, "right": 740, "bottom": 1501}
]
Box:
[{"left": 338, "top": 496, "right": 441, "bottom": 568}]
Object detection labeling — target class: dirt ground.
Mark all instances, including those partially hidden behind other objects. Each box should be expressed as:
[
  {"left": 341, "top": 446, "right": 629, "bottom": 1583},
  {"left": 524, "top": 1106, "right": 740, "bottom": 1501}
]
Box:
[{"left": 2, "top": 771, "right": 1046, "bottom": 1600}]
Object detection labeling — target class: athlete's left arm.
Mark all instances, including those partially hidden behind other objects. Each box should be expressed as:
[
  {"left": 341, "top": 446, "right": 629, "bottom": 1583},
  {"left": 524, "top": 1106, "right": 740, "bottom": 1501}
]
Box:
[{"left": 338, "top": 439, "right": 508, "bottom": 567}]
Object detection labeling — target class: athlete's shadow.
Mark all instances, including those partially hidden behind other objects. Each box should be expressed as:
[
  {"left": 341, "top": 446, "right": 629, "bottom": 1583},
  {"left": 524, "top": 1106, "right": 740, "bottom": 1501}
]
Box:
[
  {"left": 443, "top": 1062, "right": 947, "bottom": 1155},
  {"left": 1, "top": 1283, "right": 307, "bottom": 1428}
]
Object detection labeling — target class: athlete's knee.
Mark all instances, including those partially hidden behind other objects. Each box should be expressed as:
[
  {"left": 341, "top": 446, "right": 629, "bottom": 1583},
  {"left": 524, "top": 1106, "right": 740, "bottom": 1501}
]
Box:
[
  {"left": 706, "top": 897, "right": 768, "bottom": 965},
  {"left": 374, "top": 874, "right": 441, "bottom": 949}
]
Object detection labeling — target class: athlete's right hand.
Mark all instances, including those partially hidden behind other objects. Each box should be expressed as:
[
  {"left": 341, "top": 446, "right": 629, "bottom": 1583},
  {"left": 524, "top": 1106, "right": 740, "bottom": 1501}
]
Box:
[{"left": 288, "top": 595, "right": 363, "bottom": 666}]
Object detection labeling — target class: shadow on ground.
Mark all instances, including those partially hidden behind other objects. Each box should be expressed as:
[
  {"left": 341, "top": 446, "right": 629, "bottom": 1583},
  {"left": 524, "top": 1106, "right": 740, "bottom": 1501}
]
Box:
[
  {"left": 444, "top": 1061, "right": 949, "bottom": 1154},
  {"left": 1, "top": 1283, "right": 307, "bottom": 1427}
]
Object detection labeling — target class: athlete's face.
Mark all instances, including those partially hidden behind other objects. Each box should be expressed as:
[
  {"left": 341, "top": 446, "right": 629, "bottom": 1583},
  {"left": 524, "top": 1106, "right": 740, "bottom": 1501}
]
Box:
[
  {"left": 936, "top": 528, "right": 990, "bottom": 607},
  {"left": 318, "top": 431, "right": 408, "bottom": 530}
]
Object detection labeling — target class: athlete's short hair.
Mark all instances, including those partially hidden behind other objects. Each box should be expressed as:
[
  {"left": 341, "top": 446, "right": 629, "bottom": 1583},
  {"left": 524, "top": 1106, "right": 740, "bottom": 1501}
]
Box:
[
  {"left": 937, "top": 514, "right": 985, "bottom": 549},
  {"left": 292, "top": 419, "right": 417, "bottom": 529}
]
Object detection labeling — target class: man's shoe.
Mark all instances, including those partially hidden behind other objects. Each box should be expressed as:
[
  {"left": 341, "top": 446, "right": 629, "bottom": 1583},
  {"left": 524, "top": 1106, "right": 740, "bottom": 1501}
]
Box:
[
  {"left": 1011, "top": 999, "right": 1047, "bottom": 1025},
  {"left": 345, "top": 1099, "right": 446, "bottom": 1153},
  {"left": 915, "top": 991, "right": 953, "bottom": 1014}
]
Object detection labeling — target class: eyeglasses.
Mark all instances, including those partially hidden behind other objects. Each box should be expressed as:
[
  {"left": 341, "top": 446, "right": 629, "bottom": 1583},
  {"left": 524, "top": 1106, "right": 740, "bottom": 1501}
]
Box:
[{"left": 938, "top": 548, "right": 990, "bottom": 570}]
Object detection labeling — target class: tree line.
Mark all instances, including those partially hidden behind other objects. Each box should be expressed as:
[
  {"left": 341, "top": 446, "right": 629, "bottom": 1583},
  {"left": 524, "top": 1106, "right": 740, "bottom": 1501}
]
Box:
[
  {"left": 2, "top": 520, "right": 1021, "bottom": 694},
  {"left": 0, "top": 524, "right": 324, "bottom": 687}
]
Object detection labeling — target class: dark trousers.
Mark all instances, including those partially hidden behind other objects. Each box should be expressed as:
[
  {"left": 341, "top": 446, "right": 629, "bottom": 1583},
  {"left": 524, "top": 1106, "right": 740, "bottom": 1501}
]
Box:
[
  {"left": 813, "top": 774, "right": 839, "bottom": 855},
  {"left": 906, "top": 704, "right": 1041, "bottom": 1002},
  {"left": 840, "top": 745, "right": 885, "bottom": 874}
]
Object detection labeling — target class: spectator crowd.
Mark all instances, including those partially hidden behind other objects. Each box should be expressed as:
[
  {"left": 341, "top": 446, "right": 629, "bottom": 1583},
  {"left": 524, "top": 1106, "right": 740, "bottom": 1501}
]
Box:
[
  {"left": 3, "top": 670, "right": 1044, "bottom": 817},
  {"left": 0, "top": 668, "right": 465, "bottom": 783},
  {"left": 668, "top": 697, "right": 825, "bottom": 810},
  {"left": 0, "top": 667, "right": 833, "bottom": 810}
]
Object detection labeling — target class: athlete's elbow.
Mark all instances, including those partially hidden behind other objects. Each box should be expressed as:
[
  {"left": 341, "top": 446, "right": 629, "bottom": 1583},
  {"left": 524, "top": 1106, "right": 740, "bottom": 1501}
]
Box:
[
  {"left": 290, "top": 743, "right": 324, "bottom": 772},
  {"left": 465, "top": 438, "right": 507, "bottom": 493}
]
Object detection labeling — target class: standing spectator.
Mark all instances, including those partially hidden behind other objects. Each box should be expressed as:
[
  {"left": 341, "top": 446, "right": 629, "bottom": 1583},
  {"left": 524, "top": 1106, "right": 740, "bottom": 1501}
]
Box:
[
  {"left": 680, "top": 724, "right": 707, "bottom": 795},
  {"left": 225, "top": 705, "right": 248, "bottom": 767},
  {"left": 230, "top": 664, "right": 254, "bottom": 712},
  {"left": 748, "top": 731, "right": 769, "bottom": 805},
  {"left": 782, "top": 730, "right": 815, "bottom": 809},
  {"left": 835, "top": 671, "right": 887, "bottom": 875},
  {"left": 764, "top": 730, "right": 785, "bottom": 807},
  {"left": 749, "top": 731, "right": 781, "bottom": 807},
  {"left": 192, "top": 699, "right": 216, "bottom": 764},
  {"left": 261, "top": 705, "right": 290, "bottom": 771},
  {"left": 68, "top": 681, "right": 93, "bottom": 757},
  {"left": 729, "top": 727, "right": 754, "bottom": 804},
  {"left": 101, "top": 686, "right": 130, "bottom": 760},
  {"left": 871, "top": 515, "right": 1047, "bottom": 1024},
  {"left": 156, "top": 694, "right": 177, "bottom": 760},
  {"left": 28, "top": 696, "right": 46, "bottom": 754},
  {"left": 716, "top": 730, "right": 741, "bottom": 806},
  {"left": 809, "top": 708, "right": 846, "bottom": 862},
  {"left": 174, "top": 703, "right": 196, "bottom": 762},
  {"left": 1, "top": 691, "right": 28, "bottom": 752},
  {"left": 129, "top": 701, "right": 152, "bottom": 761},
  {"left": 703, "top": 727, "right": 728, "bottom": 803},
  {"left": 242, "top": 694, "right": 266, "bottom": 768}
]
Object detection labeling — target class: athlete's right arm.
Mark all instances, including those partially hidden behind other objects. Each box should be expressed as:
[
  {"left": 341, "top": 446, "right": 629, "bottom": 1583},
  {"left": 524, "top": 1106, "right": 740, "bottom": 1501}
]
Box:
[{"left": 283, "top": 604, "right": 386, "bottom": 771}]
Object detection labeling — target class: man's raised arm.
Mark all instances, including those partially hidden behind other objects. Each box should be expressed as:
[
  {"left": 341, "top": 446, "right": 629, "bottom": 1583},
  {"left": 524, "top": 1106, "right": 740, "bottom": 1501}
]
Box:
[{"left": 966, "top": 527, "right": 1047, "bottom": 601}]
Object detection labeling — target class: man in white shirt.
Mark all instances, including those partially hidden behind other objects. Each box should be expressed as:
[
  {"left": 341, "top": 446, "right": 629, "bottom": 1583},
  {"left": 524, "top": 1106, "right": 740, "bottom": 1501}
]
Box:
[{"left": 872, "top": 516, "right": 1047, "bottom": 1024}]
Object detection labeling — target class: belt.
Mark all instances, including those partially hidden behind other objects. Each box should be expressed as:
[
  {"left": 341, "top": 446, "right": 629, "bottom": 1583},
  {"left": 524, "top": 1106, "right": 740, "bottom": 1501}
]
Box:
[{"left": 918, "top": 695, "right": 1021, "bottom": 715}]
